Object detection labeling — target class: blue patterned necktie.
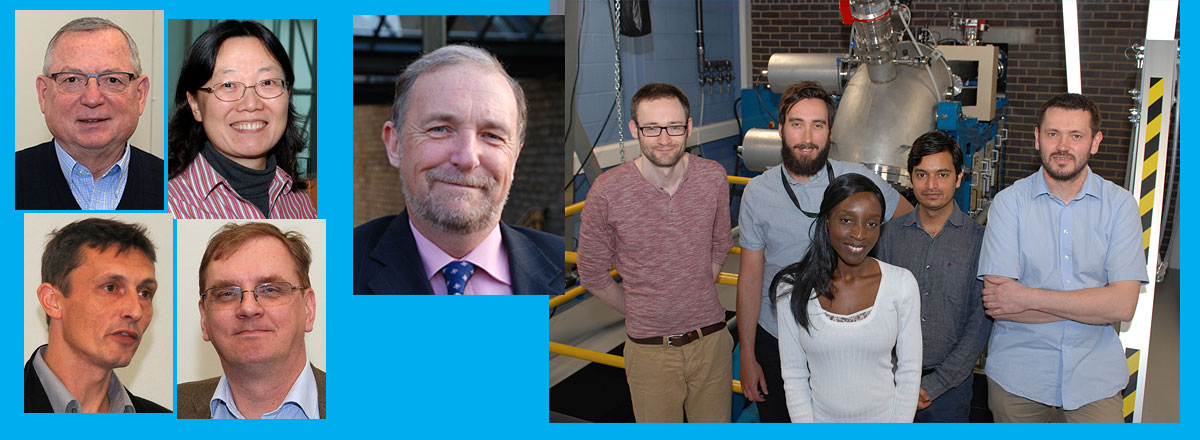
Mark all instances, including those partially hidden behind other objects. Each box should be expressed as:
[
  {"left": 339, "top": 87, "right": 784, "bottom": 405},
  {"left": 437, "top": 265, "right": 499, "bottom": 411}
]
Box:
[{"left": 440, "top": 260, "right": 476, "bottom": 295}]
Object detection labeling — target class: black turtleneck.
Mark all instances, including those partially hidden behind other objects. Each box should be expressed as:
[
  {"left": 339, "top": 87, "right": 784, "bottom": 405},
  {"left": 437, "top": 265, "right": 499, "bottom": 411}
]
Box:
[{"left": 201, "top": 143, "right": 276, "bottom": 217}]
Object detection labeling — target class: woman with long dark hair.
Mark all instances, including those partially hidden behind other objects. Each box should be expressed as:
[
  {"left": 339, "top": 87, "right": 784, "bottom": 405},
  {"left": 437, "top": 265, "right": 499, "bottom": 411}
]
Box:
[
  {"left": 166, "top": 20, "right": 315, "bottom": 219},
  {"left": 771, "top": 173, "right": 921, "bottom": 422}
]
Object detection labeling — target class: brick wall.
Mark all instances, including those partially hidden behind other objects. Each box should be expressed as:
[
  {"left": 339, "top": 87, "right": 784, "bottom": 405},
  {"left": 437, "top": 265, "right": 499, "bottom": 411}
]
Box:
[
  {"left": 353, "top": 76, "right": 565, "bottom": 239},
  {"left": 749, "top": 0, "right": 1179, "bottom": 260}
]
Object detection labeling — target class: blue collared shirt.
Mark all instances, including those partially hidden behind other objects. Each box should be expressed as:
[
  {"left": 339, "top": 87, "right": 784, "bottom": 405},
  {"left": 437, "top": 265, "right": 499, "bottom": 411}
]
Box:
[
  {"left": 977, "top": 167, "right": 1147, "bottom": 410},
  {"left": 54, "top": 141, "right": 131, "bottom": 210},
  {"left": 210, "top": 361, "right": 319, "bottom": 419},
  {"left": 31, "top": 345, "right": 135, "bottom": 413},
  {"left": 739, "top": 160, "right": 901, "bottom": 337}
]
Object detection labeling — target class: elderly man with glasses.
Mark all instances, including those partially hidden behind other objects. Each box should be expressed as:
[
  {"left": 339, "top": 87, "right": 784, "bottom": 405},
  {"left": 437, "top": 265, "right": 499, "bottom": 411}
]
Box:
[
  {"left": 17, "top": 16, "right": 162, "bottom": 210},
  {"left": 177, "top": 222, "right": 325, "bottom": 419},
  {"left": 576, "top": 83, "right": 735, "bottom": 422}
]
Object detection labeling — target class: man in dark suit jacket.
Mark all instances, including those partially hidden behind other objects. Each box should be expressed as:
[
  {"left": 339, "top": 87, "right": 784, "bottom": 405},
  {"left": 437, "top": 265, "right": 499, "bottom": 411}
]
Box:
[
  {"left": 355, "top": 210, "right": 563, "bottom": 294},
  {"left": 16, "top": 141, "right": 163, "bottom": 210},
  {"left": 17, "top": 17, "right": 161, "bottom": 211},
  {"left": 25, "top": 347, "right": 168, "bottom": 413},
  {"left": 27, "top": 218, "right": 168, "bottom": 413},
  {"left": 353, "top": 44, "right": 563, "bottom": 295}
]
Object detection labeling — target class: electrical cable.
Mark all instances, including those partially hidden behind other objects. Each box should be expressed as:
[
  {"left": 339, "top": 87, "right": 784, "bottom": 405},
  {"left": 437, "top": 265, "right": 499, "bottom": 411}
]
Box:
[
  {"left": 565, "top": 97, "right": 618, "bottom": 190},
  {"left": 754, "top": 86, "right": 777, "bottom": 124}
]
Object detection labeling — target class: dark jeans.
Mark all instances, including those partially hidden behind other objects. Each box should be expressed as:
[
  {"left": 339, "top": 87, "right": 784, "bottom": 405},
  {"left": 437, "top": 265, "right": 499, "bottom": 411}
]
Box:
[
  {"left": 915, "top": 373, "right": 973, "bottom": 422},
  {"left": 753, "top": 325, "right": 791, "bottom": 422}
]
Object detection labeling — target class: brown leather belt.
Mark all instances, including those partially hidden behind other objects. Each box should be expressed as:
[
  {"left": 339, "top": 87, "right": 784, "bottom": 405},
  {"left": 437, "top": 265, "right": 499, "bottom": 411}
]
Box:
[{"left": 629, "top": 322, "right": 726, "bottom": 347}]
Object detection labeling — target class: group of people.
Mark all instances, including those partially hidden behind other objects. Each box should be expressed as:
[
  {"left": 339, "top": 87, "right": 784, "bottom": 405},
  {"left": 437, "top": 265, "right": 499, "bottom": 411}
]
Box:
[
  {"left": 25, "top": 219, "right": 324, "bottom": 418},
  {"left": 20, "top": 15, "right": 562, "bottom": 295},
  {"left": 578, "top": 81, "right": 1146, "bottom": 423},
  {"left": 21, "top": 14, "right": 564, "bottom": 420}
]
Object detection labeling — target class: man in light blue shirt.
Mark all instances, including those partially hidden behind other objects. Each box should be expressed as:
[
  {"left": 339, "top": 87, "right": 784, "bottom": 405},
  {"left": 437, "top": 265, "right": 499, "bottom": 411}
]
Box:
[
  {"left": 736, "top": 81, "right": 912, "bottom": 421},
  {"left": 177, "top": 223, "right": 325, "bottom": 419},
  {"left": 978, "top": 93, "right": 1147, "bottom": 422},
  {"left": 16, "top": 16, "right": 163, "bottom": 210},
  {"left": 55, "top": 141, "right": 131, "bottom": 210}
]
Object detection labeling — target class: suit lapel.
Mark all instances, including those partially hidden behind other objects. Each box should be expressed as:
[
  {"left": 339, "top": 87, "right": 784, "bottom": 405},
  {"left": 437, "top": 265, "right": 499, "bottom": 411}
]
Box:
[
  {"left": 24, "top": 349, "right": 53, "bottom": 413},
  {"left": 501, "top": 222, "right": 559, "bottom": 295},
  {"left": 367, "top": 211, "right": 435, "bottom": 294}
]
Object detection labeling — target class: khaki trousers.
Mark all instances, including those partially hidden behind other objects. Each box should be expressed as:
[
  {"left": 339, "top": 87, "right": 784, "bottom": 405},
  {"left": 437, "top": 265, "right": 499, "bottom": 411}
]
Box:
[
  {"left": 623, "top": 328, "right": 733, "bottom": 423},
  {"left": 987, "top": 376, "right": 1123, "bottom": 422}
]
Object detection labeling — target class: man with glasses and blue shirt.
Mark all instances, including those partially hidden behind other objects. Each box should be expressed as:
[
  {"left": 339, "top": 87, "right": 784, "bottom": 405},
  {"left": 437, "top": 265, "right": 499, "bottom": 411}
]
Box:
[
  {"left": 577, "top": 83, "right": 734, "bottom": 422},
  {"left": 177, "top": 222, "right": 325, "bottom": 419},
  {"left": 16, "top": 17, "right": 163, "bottom": 210}
]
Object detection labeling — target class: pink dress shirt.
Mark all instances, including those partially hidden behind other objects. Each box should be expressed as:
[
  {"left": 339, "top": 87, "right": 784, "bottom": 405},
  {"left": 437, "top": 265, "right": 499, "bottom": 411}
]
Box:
[
  {"left": 410, "top": 219, "right": 513, "bottom": 295},
  {"left": 167, "top": 153, "right": 316, "bottom": 219}
]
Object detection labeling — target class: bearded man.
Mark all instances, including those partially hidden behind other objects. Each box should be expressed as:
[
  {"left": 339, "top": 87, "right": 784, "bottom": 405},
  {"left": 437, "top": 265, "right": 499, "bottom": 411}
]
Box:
[
  {"left": 734, "top": 81, "right": 912, "bottom": 422},
  {"left": 353, "top": 44, "right": 563, "bottom": 295}
]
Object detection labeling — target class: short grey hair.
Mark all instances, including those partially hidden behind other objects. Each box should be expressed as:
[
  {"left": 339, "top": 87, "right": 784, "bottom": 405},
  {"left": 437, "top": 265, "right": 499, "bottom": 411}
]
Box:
[
  {"left": 42, "top": 17, "right": 143, "bottom": 76},
  {"left": 390, "top": 44, "right": 527, "bottom": 147}
]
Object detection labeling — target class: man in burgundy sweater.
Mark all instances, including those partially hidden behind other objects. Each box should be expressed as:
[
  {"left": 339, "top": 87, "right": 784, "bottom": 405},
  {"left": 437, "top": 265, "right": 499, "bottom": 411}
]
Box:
[{"left": 577, "top": 83, "right": 733, "bottom": 422}]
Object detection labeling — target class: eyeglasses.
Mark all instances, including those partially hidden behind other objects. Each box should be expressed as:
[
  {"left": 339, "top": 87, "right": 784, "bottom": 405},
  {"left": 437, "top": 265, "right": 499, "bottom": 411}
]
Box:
[
  {"left": 637, "top": 125, "right": 687, "bottom": 137},
  {"left": 48, "top": 72, "right": 137, "bottom": 94},
  {"left": 201, "top": 281, "right": 305, "bottom": 310},
  {"left": 198, "top": 78, "right": 288, "bottom": 102}
]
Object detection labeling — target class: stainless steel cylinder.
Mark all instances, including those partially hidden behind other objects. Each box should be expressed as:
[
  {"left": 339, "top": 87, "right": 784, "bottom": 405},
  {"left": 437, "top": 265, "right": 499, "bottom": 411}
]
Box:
[
  {"left": 738, "top": 128, "right": 784, "bottom": 172},
  {"left": 766, "top": 53, "right": 843, "bottom": 94}
]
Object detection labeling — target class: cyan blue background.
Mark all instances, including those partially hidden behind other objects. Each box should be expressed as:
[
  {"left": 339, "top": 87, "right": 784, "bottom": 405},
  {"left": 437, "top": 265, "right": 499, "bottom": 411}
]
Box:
[{"left": 3, "top": 0, "right": 1192, "bottom": 434}]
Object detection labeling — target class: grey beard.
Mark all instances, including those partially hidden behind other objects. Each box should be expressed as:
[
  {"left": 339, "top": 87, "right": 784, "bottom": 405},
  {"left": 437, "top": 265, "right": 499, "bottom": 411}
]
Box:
[{"left": 401, "top": 172, "right": 508, "bottom": 234}]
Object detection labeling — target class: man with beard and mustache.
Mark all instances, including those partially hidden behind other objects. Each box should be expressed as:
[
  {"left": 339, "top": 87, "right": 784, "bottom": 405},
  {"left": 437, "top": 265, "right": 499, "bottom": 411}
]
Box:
[
  {"left": 736, "top": 81, "right": 912, "bottom": 422},
  {"left": 577, "top": 83, "right": 734, "bottom": 422},
  {"left": 353, "top": 44, "right": 563, "bottom": 295},
  {"left": 977, "top": 93, "right": 1146, "bottom": 422},
  {"left": 25, "top": 218, "right": 169, "bottom": 413},
  {"left": 874, "top": 131, "right": 990, "bottom": 422}
]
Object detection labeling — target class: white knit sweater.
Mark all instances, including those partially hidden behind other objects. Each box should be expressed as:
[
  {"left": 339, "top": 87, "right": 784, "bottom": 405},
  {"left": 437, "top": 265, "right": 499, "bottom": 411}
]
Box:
[{"left": 776, "top": 259, "right": 922, "bottom": 422}]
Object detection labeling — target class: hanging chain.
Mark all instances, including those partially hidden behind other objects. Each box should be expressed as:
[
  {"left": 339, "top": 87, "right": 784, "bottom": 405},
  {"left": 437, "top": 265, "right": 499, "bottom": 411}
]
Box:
[{"left": 613, "top": 0, "right": 625, "bottom": 163}]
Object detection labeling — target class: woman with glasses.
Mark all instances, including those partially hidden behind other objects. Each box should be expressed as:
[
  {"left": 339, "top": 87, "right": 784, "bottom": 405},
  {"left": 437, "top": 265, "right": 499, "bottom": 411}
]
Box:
[
  {"left": 167, "top": 20, "right": 315, "bottom": 219},
  {"left": 771, "top": 173, "right": 921, "bottom": 422}
]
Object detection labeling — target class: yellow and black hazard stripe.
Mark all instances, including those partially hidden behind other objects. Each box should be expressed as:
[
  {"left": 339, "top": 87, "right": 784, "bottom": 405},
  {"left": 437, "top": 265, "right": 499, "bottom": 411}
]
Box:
[
  {"left": 1139, "top": 77, "right": 1164, "bottom": 257},
  {"left": 1123, "top": 348, "right": 1139, "bottom": 422}
]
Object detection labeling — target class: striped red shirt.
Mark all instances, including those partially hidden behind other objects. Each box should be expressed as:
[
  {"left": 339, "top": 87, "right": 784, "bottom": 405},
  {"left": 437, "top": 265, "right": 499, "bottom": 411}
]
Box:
[{"left": 167, "top": 153, "right": 316, "bottom": 219}]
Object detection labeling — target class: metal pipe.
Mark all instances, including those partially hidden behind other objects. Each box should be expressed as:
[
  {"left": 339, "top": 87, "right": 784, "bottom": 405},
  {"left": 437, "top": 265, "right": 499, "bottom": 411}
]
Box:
[
  {"left": 696, "top": 0, "right": 705, "bottom": 73},
  {"left": 848, "top": 0, "right": 897, "bottom": 82},
  {"left": 548, "top": 341, "right": 746, "bottom": 394}
]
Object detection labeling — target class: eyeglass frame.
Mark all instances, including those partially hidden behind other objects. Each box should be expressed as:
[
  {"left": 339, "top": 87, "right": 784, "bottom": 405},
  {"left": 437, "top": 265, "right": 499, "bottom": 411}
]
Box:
[
  {"left": 636, "top": 124, "right": 688, "bottom": 137},
  {"left": 199, "top": 281, "right": 307, "bottom": 308},
  {"left": 197, "top": 78, "right": 290, "bottom": 102},
  {"left": 46, "top": 71, "right": 138, "bottom": 94}
]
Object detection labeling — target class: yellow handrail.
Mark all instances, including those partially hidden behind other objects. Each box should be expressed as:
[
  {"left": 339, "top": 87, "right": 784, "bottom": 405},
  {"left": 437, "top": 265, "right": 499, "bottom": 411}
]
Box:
[
  {"left": 550, "top": 341, "right": 743, "bottom": 394},
  {"left": 550, "top": 341, "right": 625, "bottom": 368},
  {"left": 551, "top": 285, "right": 587, "bottom": 308},
  {"left": 565, "top": 201, "right": 585, "bottom": 217}
]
